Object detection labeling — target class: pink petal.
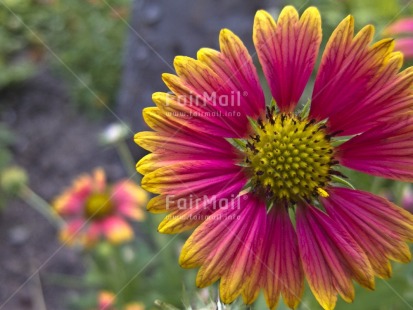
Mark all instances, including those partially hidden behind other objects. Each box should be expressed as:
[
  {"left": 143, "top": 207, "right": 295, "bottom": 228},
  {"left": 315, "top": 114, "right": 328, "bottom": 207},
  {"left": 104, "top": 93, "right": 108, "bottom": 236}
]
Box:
[
  {"left": 54, "top": 177, "right": 93, "bottom": 216},
  {"left": 135, "top": 107, "right": 243, "bottom": 180},
  {"left": 384, "top": 18, "right": 413, "bottom": 35},
  {"left": 325, "top": 57, "right": 413, "bottom": 136},
  {"left": 116, "top": 202, "right": 145, "bottom": 221},
  {"left": 135, "top": 131, "right": 235, "bottom": 157},
  {"left": 86, "top": 222, "right": 102, "bottom": 246},
  {"left": 59, "top": 219, "right": 86, "bottom": 245},
  {"left": 141, "top": 161, "right": 244, "bottom": 195},
  {"left": 253, "top": 7, "right": 321, "bottom": 112},
  {"left": 160, "top": 47, "right": 263, "bottom": 138},
  {"left": 111, "top": 181, "right": 147, "bottom": 206},
  {"left": 146, "top": 172, "right": 245, "bottom": 214},
  {"left": 179, "top": 194, "right": 266, "bottom": 305},
  {"left": 198, "top": 29, "right": 265, "bottom": 119},
  {"left": 98, "top": 291, "right": 115, "bottom": 309},
  {"left": 322, "top": 187, "right": 413, "bottom": 276},
  {"left": 92, "top": 168, "right": 107, "bottom": 193},
  {"left": 111, "top": 181, "right": 147, "bottom": 221},
  {"left": 395, "top": 38, "right": 413, "bottom": 58},
  {"left": 338, "top": 115, "right": 413, "bottom": 182},
  {"left": 135, "top": 109, "right": 238, "bottom": 158},
  {"left": 261, "top": 205, "right": 304, "bottom": 309},
  {"left": 309, "top": 16, "right": 409, "bottom": 136},
  {"left": 100, "top": 216, "right": 134, "bottom": 244},
  {"left": 219, "top": 196, "right": 267, "bottom": 304},
  {"left": 152, "top": 92, "right": 247, "bottom": 138},
  {"left": 296, "top": 205, "right": 374, "bottom": 309},
  {"left": 56, "top": 193, "right": 86, "bottom": 216},
  {"left": 157, "top": 178, "right": 246, "bottom": 233}
]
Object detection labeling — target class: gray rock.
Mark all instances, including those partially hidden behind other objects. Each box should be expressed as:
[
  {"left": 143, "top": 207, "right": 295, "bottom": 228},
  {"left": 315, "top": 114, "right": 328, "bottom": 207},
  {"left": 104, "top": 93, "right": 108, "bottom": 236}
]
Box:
[
  {"left": 116, "top": 0, "right": 278, "bottom": 137},
  {"left": 8, "top": 225, "right": 30, "bottom": 246}
]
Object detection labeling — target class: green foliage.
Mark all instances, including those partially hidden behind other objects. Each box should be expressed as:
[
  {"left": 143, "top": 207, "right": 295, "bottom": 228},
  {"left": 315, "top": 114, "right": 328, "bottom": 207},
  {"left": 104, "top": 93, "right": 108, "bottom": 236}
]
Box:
[
  {"left": 0, "top": 0, "right": 42, "bottom": 88},
  {"left": 59, "top": 213, "right": 221, "bottom": 310},
  {"left": 299, "top": 261, "right": 413, "bottom": 310},
  {"left": 0, "top": 0, "right": 131, "bottom": 114},
  {"left": 0, "top": 165, "right": 28, "bottom": 195},
  {"left": 42, "top": 0, "right": 131, "bottom": 113},
  {"left": 0, "top": 122, "right": 14, "bottom": 169},
  {"left": 68, "top": 236, "right": 187, "bottom": 309},
  {"left": 0, "top": 122, "right": 16, "bottom": 208}
]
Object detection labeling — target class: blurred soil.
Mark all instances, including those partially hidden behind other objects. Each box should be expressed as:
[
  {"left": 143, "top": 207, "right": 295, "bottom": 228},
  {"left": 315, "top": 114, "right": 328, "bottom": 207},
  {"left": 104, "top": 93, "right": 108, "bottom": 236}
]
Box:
[{"left": 0, "top": 69, "right": 126, "bottom": 310}]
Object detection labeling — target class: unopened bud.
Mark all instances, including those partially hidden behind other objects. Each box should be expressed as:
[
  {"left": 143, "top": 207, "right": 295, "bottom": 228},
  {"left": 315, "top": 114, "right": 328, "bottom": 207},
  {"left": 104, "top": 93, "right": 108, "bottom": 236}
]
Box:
[
  {"left": 99, "top": 123, "right": 129, "bottom": 145},
  {"left": 0, "top": 166, "right": 28, "bottom": 195}
]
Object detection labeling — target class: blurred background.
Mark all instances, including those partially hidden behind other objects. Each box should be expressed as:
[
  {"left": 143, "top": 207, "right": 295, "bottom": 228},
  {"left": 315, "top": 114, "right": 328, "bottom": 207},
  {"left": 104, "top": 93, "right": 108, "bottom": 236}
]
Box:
[{"left": 0, "top": 0, "right": 413, "bottom": 309}]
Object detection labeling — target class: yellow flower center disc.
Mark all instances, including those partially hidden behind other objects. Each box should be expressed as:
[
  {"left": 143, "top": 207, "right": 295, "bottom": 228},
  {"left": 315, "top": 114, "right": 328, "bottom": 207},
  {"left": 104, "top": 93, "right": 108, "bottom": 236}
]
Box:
[
  {"left": 84, "top": 193, "right": 114, "bottom": 219},
  {"left": 245, "top": 111, "right": 335, "bottom": 202}
]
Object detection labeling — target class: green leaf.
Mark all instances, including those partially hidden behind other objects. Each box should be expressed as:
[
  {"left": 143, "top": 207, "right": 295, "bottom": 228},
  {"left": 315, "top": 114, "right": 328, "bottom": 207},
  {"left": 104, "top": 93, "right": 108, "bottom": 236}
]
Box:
[
  {"left": 299, "top": 99, "right": 311, "bottom": 118},
  {"left": 225, "top": 138, "right": 245, "bottom": 151},
  {"left": 331, "top": 175, "right": 355, "bottom": 189}
]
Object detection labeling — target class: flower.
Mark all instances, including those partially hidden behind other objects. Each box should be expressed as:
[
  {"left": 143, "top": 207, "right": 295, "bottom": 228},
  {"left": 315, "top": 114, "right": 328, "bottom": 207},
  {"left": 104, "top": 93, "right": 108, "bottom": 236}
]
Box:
[
  {"left": 100, "top": 123, "right": 130, "bottom": 145},
  {"left": 54, "top": 168, "right": 147, "bottom": 246},
  {"left": 0, "top": 165, "right": 28, "bottom": 195},
  {"left": 97, "top": 291, "right": 145, "bottom": 310},
  {"left": 98, "top": 291, "right": 115, "bottom": 310},
  {"left": 402, "top": 185, "right": 413, "bottom": 213},
  {"left": 384, "top": 18, "right": 413, "bottom": 59},
  {"left": 135, "top": 6, "right": 413, "bottom": 310}
]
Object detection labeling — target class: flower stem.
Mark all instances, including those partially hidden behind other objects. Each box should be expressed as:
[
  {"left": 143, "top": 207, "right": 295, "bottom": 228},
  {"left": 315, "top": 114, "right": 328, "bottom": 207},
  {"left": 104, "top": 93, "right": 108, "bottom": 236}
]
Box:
[
  {"left": 116, "top": 141, "right": 139, "bottom": 183},
  {"left": 20, "top": 185, "right": 65, "bottom": 229},
  {"left": 370, "top": 176, "right": 384, "bottom": 194},
  {"left": 394, "top": 181, "right": 406, "bottom": 206}
]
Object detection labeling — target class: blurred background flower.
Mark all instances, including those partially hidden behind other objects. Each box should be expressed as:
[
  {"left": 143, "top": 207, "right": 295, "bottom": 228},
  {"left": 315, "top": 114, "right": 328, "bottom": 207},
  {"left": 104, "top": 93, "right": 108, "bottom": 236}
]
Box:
[
  {"left": 384, "top": 18, "right": 413, "bottom": 60},
  {"left": 402, "top": 185, "right": 413, "bottom": 213},
  {"left": 96, "top": 290, "right": 145, "bottom": 310},
  {"left": 54, "top": 168, "right": 147, "bottom": 247},
  {"left": 97, "top": 291, "right": 116, "bottom": 310}
]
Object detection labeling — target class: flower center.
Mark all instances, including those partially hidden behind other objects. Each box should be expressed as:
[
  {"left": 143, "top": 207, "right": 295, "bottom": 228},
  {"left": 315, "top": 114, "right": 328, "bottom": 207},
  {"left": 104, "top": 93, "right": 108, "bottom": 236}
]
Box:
[
  {"left": 244, "top": 110, "right": 335, "bottom": 202},
  {"left": 84, "top": 193, "right": 114, "bottom": 219}
]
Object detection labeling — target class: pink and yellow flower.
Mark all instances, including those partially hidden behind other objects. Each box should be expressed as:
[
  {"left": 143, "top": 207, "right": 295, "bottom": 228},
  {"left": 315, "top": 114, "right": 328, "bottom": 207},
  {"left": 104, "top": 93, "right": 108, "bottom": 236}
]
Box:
[
  {"left": 384, "top": 18, "right": 413, "bottom": 59},
  {"left": 402, "top": 185, "right": 413, "bottom": 213},
  {"left": 97, "top": 291, "right": 145, "bottom": 310},
  {"left": 54, "top": 168, "right": 147, "bottom": 246},
  {"left": 98, "top": 291, "right": 115, "bottom": 310},
  {"left": 135, "top": 6, "right": 413, "bottom": 310}
]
